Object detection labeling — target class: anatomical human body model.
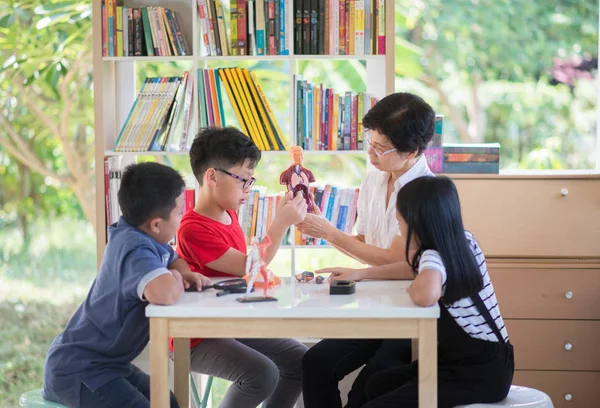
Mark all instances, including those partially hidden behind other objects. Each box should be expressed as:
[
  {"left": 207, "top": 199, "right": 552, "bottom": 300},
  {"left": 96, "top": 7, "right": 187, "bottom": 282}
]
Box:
[
  {"left": 279, "top": 146, "right": 316, "bottom": 212},
  {"left": 244, "top": 235, "right": 279, "bottom": 299}
]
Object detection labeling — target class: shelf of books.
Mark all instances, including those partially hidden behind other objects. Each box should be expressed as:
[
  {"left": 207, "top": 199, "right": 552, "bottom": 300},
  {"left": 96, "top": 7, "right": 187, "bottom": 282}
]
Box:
[{"left": 93, "top": 0, "right": 395, "bottom": 271}]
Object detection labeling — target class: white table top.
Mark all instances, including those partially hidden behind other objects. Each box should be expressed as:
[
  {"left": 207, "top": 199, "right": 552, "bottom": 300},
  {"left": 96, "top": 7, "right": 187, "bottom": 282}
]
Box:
[{"left": 146, "top": 279, "right": 440, "bottom": 319}]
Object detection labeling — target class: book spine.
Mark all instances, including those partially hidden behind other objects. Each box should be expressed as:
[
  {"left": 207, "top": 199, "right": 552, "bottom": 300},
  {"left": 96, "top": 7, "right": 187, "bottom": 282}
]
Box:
[
  {"left": 127, "top": 8, "right": 134, "bottom": 56},
  {"left": 302, "top": 0, "right": 310, "bottom": 54},
  {"left": 140, "top": 7, "right": 156, "bottom": 56},
  {"left": 444, "top": 153, "right": 500, "bottom": 162},
  {"left": 318, "top": 0, "right": 325, "bottom": 54},
  {"left": 274, "top": 0, "right": 280, "bottom": 54},
  {"left": 309, "top": 0, "right": 318, "bottom": 54},
  {"left": 256, "top": 0, "right": 266, "bottom": 55},
  {"left": 102, "top": 5, "right": 107, "bottom": 56},
  {"left": 268, "top": 0, "right": 276, "bottom": 55},
  {"left": 363, "top": 0, "right": 370, "bottom": 54},
  {"left": 206, "top": 0, "right": 217, "bottom": 55},
  {"left": 338, "top": 0, "right": 345, "bottom": 54},
  {"left": 443, "top": 146, "right": 500, "bottom": 154},
  {"left": 197, "top": 0, "right": 211, "bottom": 55},
  {"left": 107, "top": 0, "right": 114, "bottom": 56},
  {"left": 231, "top": 0, "right": 238, "bottom": 55},
  {"left": 132, "top": 9, "right": 142, "bottom": 56},
  {"left": 165, "top": 10, "right": 183, "bottom": 55},
  {"left": 355, "top": 0, "right": 364, "bottom": 55},
  {"left": 282, "top": 0, "right": 289, "bottom": 55},
  {"left": 348, "top": 0, "right": 354, "bottom": 55},
  {"left": 122, "top": 7, "right": 128, "bottom": 56},
  {"left": 323, "top": 0, "right": 329, "bottom": 54},
  {"left": 248, "top": 0, "right": 255, "bottom": 55},
  {"left": 443, "top": 161, "right": 499, "bottom": 174},
  {"left": 238, "top": 0, "right": 247, "bottom": 55},
  {"left": 216, "top": 1, "right": 229, "bottom": 55},
  {"left": 350, "top": 93, "right": 357, "bottom": 150},
  {"left": 357, "top": 92, "right": 363, "bottom": 150},
  {"left": 377, "top": 0, "right": 384, "bottom": 54},
  {"left": 116, "top": 6, "right": 123, "bottom": 57}
]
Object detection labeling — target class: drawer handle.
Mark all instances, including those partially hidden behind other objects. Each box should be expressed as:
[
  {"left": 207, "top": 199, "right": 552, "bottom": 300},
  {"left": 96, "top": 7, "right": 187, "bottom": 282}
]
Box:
[
  {"left": 565, "top": 393, "right": 572, "bottom": 401},
  {"left": 565, "top": 343, "right": 573, "bottom": 351},
  {"left": 561, "top": 188, "right": 569, "bottom": 196},
  {"left": 565, "top": 291, "right": 573, "bottom": 299}
]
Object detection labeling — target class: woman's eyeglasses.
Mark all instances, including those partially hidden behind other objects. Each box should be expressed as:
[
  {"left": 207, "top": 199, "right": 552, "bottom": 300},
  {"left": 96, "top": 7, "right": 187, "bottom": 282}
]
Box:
[
  {"left": 365, "top": 131, "right": 397, "bottom": 157},
  {"left": 215, "top": 168, "right": 256, "bottom": 190}
]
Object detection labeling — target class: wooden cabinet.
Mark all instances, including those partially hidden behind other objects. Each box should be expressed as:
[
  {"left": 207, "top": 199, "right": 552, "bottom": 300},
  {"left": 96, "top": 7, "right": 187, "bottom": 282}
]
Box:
[
  {"left": 454, "top": 174, "right": 600, "bottom": 407},
  {"left": 505, "top": 319, "right": 600, "bottom": 371},
  {"left": 491, "top": 267, "right": 600, "bottom": 320},
  {"left": 453, "top": 177, "right": 600, "bottom": 258},
  {"left": 513, "top": 371, "right": 600, "bottom": 408}
]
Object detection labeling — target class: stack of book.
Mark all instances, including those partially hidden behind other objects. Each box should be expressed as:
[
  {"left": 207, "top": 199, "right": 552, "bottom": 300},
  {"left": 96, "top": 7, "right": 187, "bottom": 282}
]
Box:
[
  {"left": 198, "top": 0, "right": 290, "bottom": 56},
  {"left": 293, "top": 0, "right": 387, "bottom": 55},
  {"left": 113, "top": 73, "right": 194, "bottom": 152},
  {"left": 198, "top": 68, "right": 286, "bottom": 150},
  {"left": 423, "top": 115, "right": 444, "bottom": 173},
  {"left": 298, "top": 184, "right": 360, "bottom": 245},
  {"left": 238, "top": 189, "right": 284, "bottom": 244},
  {"left": 443, "top": 143, "right": 501, "bottom": 174},
  {"left": 294, "top": 78, "right": 377, "bottom": 150},
  {"left": 238, "top": 184, "right": 360, "bottom": 246},
  {"left": 101, "top": 2, "right": 189, "bottom": 57}
]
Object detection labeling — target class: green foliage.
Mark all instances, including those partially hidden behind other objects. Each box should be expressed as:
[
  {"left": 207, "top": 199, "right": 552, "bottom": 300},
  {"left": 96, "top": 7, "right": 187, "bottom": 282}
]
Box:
[
  {"left": 0, "top": 0, "right": 94, "bottom": 243},
  {"left": 394, "top": 0, "right": 598, "bottom": 169},
  {"left": 0, "top": 299, "right": 82, "bottom": 407}
]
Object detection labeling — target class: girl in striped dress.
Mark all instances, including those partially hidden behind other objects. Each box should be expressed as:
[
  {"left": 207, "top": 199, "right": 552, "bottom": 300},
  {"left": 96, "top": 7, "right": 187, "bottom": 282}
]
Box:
[{"left": 362, "top": 176, "right": 514, "bottom": 408}]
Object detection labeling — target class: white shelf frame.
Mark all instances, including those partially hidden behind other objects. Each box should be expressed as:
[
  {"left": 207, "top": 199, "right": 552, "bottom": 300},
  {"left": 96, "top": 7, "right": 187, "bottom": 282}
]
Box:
[{"left": 92, "top": 0, "right": 395, "bottom": 271}]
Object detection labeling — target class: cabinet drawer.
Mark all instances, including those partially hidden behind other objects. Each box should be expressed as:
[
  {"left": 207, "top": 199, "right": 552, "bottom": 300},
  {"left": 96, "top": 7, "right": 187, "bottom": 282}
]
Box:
[
  {"left": 514, "top": 370, "right": 600, "bottom": 408},
  {"left": 453, "top": 179, "right": 600, "bottom": 258},
  {"left": 506, "top": 320, "right": 600, "bottom": 371},
  {"left": 490, "top": 268, "right": 600, "bottom": 319}
]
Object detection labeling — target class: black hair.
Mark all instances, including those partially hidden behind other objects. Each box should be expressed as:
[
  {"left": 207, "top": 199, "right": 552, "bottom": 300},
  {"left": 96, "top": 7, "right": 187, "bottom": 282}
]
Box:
[
  {"left": 118, "top": 162, "right": 185, "bottom": 227},
  {"left": 396, "top": 176, "right": 483, "bottom": 304},
  {"left": 190, "top": 127, "right": 262, "bottom": 185},
  {"left": 362, "top": 92, "right": 435, "bottom": 155}
]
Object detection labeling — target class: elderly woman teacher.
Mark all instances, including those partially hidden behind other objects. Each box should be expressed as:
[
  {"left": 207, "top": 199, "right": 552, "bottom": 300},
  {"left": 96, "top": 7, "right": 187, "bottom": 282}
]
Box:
[{"left": 299, "top": 92, "right": 437, "bottom": 408}]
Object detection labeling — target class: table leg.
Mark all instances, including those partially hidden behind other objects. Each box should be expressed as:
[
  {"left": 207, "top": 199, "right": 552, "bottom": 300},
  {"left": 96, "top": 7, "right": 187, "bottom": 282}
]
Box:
[
  {"left": 150, "top": 318, "right": 170, "bottom": 408},
  {"left": 173, "top": 338, "right": 191, "bottom": 408},
  {"left": 418, "top": 319, "right": 437, "bottom": 408},
  {"left": 411, "top": 338, "right": 419, "bottom": 362}
]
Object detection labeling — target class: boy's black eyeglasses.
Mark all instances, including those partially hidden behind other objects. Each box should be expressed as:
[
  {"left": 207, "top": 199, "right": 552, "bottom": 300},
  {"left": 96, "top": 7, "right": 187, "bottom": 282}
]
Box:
[{"left": 215, "top": 168, "right": 256, "bottom": 190}]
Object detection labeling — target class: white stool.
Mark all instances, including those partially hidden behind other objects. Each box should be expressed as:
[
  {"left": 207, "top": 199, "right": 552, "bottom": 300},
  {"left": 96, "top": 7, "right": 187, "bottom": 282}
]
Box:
[{"left": 455, "top": 385, "right": 553, "bottom": 407}]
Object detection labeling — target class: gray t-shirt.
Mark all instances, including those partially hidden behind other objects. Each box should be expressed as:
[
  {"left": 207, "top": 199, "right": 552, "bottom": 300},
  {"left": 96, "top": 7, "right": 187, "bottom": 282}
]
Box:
[{"left": 43, "top": 217, "right": 177, "bottom": 408}]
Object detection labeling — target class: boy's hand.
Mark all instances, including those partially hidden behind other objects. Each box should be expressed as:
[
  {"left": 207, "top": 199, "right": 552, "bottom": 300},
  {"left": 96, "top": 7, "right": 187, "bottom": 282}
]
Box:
[
  {"left": 181, "top": 270, "right": 212, "bottom": 291},
  {"left": 316, "top": 267, "right": 365, "bottom": 283},
  {"left": 170, "top": 269, "right": 185, "bottom": 289},
  {"left": 276, "top": 191, "right": 308, "bottom": 226}
]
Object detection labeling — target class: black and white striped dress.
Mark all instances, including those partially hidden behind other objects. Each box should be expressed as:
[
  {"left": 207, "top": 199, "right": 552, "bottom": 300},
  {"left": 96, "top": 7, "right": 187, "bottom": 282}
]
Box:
[{"left": 418, "top": 231, "right": 509, "bottom": 343}]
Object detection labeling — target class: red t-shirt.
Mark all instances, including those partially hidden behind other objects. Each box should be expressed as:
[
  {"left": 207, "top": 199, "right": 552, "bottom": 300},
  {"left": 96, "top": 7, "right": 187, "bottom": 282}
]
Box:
[
  {"left": 170, "top": 209, "right": 247, "bottom": 351},
  {"left": 176, "top": 210, "right": 247, "bottom": 277}
]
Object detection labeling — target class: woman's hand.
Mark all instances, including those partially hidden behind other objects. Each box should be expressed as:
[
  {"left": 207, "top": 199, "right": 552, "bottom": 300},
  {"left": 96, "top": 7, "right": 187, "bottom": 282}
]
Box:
[
  {"left": 316, "top": 267, "right": 365, "bottom": 283},
  {"left": 296, "top": 196, "right": 336, "bottom": 239}
]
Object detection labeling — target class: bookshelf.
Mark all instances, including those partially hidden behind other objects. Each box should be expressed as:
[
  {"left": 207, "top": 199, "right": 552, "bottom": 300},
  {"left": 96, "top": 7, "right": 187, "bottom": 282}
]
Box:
[{"left": 92, "top": 0, "right": 395, "bottom": 274}]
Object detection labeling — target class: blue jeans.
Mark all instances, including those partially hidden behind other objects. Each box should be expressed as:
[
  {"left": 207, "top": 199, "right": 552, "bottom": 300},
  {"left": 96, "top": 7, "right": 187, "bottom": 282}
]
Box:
[{"left": 80, "top": 364, "right": 179, "bottom": 408}]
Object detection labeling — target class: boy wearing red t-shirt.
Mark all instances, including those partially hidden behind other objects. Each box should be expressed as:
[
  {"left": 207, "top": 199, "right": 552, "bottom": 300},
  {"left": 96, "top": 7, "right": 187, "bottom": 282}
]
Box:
[{"left": 176, "top": 127, "right": 308, "bottom": 408}]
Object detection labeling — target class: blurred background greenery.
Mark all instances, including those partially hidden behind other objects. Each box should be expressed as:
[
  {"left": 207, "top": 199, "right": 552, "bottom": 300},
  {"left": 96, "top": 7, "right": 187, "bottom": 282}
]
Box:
[{"left": 1, "top": 0, "right": 598, "bottom": 405}]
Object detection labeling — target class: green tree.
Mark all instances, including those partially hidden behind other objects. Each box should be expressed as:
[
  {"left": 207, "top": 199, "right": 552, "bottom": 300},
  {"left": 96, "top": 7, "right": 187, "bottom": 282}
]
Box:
[
  {"left": 0, "top": 0, "right": 95, "bottom": 233},
  {"left": 395, "top": 0, "right": 598, "bottom": 166}
]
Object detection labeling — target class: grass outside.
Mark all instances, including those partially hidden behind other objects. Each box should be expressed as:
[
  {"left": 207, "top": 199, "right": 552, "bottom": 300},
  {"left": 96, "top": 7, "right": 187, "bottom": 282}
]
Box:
[{"left": 1, "top": 219, "right": 361, "bottom": 407}]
